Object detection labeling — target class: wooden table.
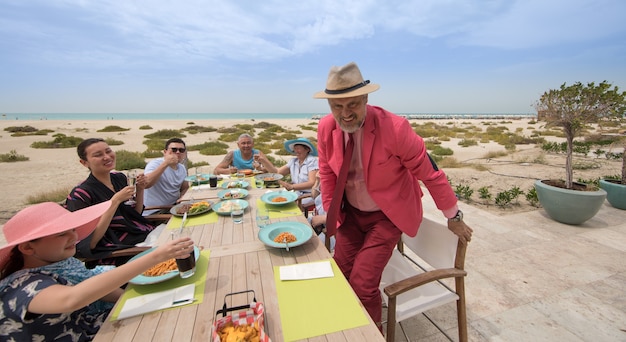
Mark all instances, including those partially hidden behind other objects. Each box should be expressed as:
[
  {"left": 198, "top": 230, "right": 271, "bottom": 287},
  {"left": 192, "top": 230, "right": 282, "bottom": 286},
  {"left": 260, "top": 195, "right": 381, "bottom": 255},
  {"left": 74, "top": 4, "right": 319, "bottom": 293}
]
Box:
[{"left": 95, "top": 185, "right": 384, "bottom": 342}]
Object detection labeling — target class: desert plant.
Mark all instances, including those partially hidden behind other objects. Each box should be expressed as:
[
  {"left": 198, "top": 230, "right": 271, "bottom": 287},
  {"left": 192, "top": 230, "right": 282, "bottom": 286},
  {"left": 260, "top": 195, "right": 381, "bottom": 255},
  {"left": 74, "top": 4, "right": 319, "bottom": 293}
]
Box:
[
  {"left": 477, "top": 186, "right": 492, "bottom": 204},
  {"left": 525, "top": 187, "right": 540, "bottom": 207},
  {"left": 454, "top": 184, "right": 473, "bottom": 201},
  {"left": 0, "top": 150, "right": 29, "bottom": 162},
  {"left": 534, "top": 81, "right": 626, "bottom": 189}
]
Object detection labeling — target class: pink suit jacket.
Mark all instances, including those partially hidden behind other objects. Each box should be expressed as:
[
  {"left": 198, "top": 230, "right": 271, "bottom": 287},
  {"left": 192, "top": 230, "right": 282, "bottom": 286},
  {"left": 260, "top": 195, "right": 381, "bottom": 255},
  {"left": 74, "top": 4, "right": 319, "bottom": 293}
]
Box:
[{"left": 317, "top": 105, "right": 457, "bottom": 237}]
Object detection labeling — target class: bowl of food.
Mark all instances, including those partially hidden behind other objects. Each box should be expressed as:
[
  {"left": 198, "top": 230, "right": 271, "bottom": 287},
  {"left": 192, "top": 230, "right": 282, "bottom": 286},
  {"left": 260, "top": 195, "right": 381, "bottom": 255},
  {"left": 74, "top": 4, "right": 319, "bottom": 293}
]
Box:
[
  {"left": 170, "top": 200, "right": 213, "bottom": 216},
  {"left": 211, "top": 199, "right": 249, "bottom": 216},
  {"left": 185, "top": 174, "right": 212, "bottom": 184},
  {"left": 221, "top": 180, "right": 250, "bottom": 189},
  {"left": 128, "top": 246, "right": 201, "bottom": 285},
  {"left": 257, "top": 222, "right": 313, "bottom": 249},
  {"left": 217, "top": 188, "right": 249, "bottom": 200},
  {"left": 260, "top": 191, "right": 298, "bottom": 206},
  {"left": 254, "top": 173, "right": 283, "bottom": 182}
]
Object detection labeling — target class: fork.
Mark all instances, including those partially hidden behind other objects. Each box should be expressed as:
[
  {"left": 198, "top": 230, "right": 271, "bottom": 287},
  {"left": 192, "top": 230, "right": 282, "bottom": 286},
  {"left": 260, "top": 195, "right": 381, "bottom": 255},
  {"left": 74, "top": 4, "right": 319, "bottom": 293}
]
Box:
[{"left": 283, "top": 238, "right": 290, "bottom": 251}]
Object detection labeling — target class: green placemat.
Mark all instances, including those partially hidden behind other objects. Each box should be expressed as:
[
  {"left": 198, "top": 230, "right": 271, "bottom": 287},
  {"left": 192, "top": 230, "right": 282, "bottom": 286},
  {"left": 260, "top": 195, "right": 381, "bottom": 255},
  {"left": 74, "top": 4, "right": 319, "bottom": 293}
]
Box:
[
  {"left": 111, "top": 250, "right": 210, "bottom": 320},
  {"left": 274, "top": 258, "right": 369, "bottom": 340},
  {"left": 167, "top": 212, "right": 218, "bottom": 229},
  {"left": 256, "top": 199, "right": 301, "bottom": 218}
]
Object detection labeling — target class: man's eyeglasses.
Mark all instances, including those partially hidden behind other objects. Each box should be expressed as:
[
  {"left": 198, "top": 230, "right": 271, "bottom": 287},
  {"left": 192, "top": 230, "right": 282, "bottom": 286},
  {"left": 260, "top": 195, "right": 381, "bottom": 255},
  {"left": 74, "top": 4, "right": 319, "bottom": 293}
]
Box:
[{"left": 169, "top": 147, "right": 186, "bottom": 153}]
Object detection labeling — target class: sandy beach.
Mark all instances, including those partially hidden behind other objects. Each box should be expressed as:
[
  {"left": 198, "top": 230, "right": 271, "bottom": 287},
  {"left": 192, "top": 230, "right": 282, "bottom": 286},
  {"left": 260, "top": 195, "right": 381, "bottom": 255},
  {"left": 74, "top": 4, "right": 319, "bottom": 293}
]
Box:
[{"left": 0, "top": 116, "right": 623, "bottom": 228}]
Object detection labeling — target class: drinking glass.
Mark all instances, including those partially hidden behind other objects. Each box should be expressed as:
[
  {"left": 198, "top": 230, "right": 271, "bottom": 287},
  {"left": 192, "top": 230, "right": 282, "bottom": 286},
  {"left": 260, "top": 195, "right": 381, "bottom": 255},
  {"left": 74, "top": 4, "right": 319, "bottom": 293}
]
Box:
[
  {"left": 124, "top": 170, "right": 137, "bottom": 205},
  {"left": 231, "top": 209, "right": 244, "bottom": 224},
  {"left": 253, "top": 152, "right": 260, "bottom": 171},
  {"left": 171, "top": 228, "right": 196, "bottom": 279},
  {"left": 256, "top": 209, "right": 270, "bottom": 228},
  {"left": 195, "top": 167, "right": 203, "bottom": 188}
]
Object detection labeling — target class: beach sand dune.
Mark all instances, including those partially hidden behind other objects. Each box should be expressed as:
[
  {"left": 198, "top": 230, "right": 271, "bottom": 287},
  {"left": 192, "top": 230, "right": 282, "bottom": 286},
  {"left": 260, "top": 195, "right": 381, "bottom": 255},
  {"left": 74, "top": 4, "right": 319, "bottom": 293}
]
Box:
[{"left": 1, "top": 118, "right": 623, "bottom": 228}]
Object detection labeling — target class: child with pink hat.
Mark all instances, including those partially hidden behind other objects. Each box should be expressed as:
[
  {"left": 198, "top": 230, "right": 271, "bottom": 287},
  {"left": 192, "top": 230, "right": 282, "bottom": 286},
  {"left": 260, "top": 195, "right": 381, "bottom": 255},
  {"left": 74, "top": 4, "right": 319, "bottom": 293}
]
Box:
[{"left": 0, "top": 201, "right": 193, "bottom": 341}]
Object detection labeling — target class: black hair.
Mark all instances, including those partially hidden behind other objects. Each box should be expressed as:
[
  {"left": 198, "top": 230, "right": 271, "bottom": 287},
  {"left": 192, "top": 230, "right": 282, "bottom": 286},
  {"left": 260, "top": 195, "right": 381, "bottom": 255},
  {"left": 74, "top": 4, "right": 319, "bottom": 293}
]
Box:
[
  {"left": 77, "top": 138, "right": 106, "bottom": 161},
  {"left": 164, "top": 138, "right": 186, "bottom": 150}
]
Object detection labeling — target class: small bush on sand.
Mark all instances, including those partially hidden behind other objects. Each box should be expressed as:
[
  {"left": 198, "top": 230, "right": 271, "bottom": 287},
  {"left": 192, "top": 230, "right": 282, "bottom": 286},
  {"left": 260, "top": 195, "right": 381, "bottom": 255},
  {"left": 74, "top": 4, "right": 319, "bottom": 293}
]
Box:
[
  {"left": 115, "top": 150, "right": 146, "bottom": 170},
  {"left": 144, "top": 129, "right": 185, "bottom": 139},
  {"left": 97, "top": 125, "right": 130, "bottom": 132},
  {"left": 27, "top": 186, "right": 73, "bottom": 204},
  {"left": 139, "top": 125, "right": 152, "bottom": 130},
  {"left": 0, "top": 150, "right": 29, "bottom": 162},
  {"left": 30, "top": 134, "right": 83, "bottom": 148}
]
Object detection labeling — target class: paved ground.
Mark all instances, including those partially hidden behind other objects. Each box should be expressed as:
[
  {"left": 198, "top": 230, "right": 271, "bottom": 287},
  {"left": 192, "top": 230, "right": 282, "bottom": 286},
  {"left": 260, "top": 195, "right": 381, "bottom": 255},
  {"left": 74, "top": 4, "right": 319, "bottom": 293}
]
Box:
[
  {"left": 2, "top": 194, "right": 626, "bottom": 341},
  {"left": 388, "top": 189, "right": 626, "bottom": 341}
]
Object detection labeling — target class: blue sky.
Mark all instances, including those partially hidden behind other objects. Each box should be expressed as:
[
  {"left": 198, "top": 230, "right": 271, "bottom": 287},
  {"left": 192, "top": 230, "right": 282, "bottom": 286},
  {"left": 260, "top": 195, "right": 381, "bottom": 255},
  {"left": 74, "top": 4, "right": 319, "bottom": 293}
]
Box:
[{"left": 1, "top": 0, "right": 625, "bottom": 114}]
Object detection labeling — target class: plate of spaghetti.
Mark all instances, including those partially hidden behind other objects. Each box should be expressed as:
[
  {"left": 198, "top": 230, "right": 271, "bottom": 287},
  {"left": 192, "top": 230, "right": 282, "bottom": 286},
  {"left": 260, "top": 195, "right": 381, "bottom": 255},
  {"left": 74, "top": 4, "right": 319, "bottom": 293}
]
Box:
[
  {"left": 128, "top": 246, "right": 201, "bottom": 285},
  {"left": 257, "top": 222, "right": 313, "bottom": 250},
  {"left": 260, "top": 191, "right": 298, "bottom": 206}
]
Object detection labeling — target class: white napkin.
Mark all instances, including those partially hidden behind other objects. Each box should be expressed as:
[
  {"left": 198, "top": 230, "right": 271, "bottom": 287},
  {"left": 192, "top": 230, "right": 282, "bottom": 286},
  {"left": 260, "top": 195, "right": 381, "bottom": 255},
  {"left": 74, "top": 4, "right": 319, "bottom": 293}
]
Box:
[
  {"left": 117, "top": 284, "right": 195, "bottom": 320},
  {"left": 279, "top": 260, "right": 334, "bottom": 281},
  {"left": 135, "top": 223, "right": 166, "bottom": 247}
]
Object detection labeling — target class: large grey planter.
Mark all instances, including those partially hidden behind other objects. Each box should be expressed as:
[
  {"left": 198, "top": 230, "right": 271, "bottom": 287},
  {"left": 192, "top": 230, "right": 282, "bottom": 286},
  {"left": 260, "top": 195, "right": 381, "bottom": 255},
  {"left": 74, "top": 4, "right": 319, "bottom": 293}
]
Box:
[
  {"left": 599, "top": 179, "right": 626, "bottom": 210},
  {"left": 534, "top": 180, "right": 607, "bottom": 225}
]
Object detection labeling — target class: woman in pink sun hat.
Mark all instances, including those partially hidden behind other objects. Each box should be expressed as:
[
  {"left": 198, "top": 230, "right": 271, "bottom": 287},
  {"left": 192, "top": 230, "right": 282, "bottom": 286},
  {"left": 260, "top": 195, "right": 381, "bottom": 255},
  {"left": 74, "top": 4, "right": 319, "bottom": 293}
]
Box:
[{"left": 0, "top": 201, "right": 193, "bottom": 341}]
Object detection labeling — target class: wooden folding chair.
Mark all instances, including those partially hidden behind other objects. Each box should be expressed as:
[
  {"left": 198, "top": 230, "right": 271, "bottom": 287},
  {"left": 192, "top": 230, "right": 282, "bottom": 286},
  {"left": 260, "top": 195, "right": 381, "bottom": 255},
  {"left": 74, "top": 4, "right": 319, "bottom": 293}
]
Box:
[{"left": 380, "top": 217, "right": 468, "bottom": 342}]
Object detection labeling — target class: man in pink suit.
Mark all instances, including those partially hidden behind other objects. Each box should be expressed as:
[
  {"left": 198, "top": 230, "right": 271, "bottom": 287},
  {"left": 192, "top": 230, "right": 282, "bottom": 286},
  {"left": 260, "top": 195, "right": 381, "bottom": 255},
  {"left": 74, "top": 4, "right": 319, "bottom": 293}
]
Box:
[{"left": 315, "top": 62, "right": 473, "bottom": 329}]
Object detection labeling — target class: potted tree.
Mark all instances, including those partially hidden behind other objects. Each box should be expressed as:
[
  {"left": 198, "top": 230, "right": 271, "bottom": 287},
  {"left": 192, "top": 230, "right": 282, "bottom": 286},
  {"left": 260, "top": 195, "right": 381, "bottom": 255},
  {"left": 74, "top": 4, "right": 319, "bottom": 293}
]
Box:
[
  {"left": 599, "top": 135, "right": 626, "bottom": 209},
  {"left": 534, "top": 81, "right": 626, "bottom": 224}
]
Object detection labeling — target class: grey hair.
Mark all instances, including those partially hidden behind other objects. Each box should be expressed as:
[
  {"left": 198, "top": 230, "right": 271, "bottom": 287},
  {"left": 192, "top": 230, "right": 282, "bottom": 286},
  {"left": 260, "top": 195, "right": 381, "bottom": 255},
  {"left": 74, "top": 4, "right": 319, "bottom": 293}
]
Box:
[{"left": 238, "top": 133, "right": 253, "bottom": 142}]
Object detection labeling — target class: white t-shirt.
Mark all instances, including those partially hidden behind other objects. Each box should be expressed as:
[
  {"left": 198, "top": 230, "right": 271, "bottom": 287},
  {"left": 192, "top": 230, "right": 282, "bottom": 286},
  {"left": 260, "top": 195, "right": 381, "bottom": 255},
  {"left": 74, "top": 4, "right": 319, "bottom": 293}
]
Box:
[{"left": 143, "top": 158, "right": 187, "bottom": 215}]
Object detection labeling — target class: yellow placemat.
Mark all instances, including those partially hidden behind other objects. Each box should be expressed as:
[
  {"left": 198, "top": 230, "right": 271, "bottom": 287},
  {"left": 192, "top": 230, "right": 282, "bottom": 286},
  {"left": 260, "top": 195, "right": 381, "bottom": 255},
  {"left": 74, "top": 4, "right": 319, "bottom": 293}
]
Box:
[
  {"left": 110, "top": 250, "right": 210, "bottom": 321},
  {"left": 167, "top": 212, "right": 218, "bottom": 229},
  {"left": 273, "top": 258, "right": 369, "bottom": 340},
  {"left": 256, "top": 199, "right": 301, "bottom": 218}
]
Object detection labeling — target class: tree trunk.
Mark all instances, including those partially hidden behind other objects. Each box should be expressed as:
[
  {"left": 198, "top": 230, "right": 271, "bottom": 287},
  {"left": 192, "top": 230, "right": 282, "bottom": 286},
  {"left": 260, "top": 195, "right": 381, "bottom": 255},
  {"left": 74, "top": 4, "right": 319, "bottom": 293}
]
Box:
[
  {"left": 565, "top": 132, "right": 574, "bottom": 189},
  {"left": 622, "top": 148, "right": 626, "bottom": 185}
]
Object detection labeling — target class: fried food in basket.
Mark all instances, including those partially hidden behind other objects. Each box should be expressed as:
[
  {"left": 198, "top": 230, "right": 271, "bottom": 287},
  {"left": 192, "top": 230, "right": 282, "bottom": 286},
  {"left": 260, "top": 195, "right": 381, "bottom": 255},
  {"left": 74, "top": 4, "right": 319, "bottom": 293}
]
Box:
[
  {"left": 143, "top": 258, "right": 177, "bottom": 276},
  {"left": 273, "top": 232, "right": 297, "bottom": 243},
  {"left": 218, "top": 321, "right": 260, "bottom": 342}
]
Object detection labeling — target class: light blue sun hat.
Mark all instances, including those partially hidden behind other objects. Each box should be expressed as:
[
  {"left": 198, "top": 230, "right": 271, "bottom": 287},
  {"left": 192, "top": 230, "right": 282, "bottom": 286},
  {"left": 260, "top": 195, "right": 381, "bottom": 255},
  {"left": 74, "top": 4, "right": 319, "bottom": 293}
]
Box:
[{"left": 284, "top": 138, "right": 318, "bottom": 157}]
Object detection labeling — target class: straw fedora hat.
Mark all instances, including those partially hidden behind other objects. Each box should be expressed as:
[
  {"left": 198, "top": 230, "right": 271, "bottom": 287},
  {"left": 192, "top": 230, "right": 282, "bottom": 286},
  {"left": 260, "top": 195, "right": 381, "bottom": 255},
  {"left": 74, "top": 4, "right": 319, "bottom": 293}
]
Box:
[
  {"left": 0, "top": 201, "right": 111, "bottom": 267},
  {"left": 313, "top": 62, "right": 380, "bottom": 99},
  {"left": 284, "top": 137, "right": 318, "bottom": 157}
]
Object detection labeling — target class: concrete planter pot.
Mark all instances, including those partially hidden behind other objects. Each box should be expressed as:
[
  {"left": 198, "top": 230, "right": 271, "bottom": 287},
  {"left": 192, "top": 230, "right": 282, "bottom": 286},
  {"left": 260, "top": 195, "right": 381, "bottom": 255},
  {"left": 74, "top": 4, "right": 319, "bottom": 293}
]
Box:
[
  {"left": 534, "top": 179, "right": 607, "bottom": 225},
  {"left": 599, "top": 179, "right": 626, "bottom": 210}
]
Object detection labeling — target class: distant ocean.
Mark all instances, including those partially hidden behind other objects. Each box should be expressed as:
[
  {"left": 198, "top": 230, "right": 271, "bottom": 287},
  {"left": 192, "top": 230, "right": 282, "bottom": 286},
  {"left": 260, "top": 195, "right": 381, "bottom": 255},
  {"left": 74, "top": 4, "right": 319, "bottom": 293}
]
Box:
[{"left": 1, "top": 112, "right": 536, "bottom": 121}]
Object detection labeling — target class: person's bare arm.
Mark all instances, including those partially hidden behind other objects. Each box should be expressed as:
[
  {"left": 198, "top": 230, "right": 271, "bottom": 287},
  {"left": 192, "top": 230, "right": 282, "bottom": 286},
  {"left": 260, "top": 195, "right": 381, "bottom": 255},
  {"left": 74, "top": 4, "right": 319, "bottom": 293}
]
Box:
[
  {"left": 144, "top": 154, "right": 179, "bottom": 188},
  {"left": 28, "top": 237, "right": 194, "bottom": 314},
  {"left": 214, "top": 151, "right": 235, "bottom": 174}
]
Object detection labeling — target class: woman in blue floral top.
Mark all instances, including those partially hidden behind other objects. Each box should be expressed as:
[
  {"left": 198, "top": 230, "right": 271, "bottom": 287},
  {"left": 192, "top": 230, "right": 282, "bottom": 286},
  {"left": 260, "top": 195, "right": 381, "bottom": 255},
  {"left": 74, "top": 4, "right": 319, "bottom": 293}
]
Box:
[{"left": 0, "top": 201, "right": 193, "bottom": 341}]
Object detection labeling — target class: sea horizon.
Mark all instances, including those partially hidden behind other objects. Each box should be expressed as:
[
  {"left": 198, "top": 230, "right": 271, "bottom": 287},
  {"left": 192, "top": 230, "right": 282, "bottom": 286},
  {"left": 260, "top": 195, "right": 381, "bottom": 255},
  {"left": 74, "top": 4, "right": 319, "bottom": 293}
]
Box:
[{"left": 1, "top": 112, "right": 537, "bottom": 121}]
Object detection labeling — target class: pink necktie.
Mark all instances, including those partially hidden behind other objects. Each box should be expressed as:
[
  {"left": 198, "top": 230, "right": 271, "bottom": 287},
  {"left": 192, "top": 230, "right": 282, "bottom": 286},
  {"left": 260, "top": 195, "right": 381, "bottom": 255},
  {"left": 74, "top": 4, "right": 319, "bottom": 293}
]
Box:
[{"left": 326, "top": 133, "right": 354, "bottom": 241}]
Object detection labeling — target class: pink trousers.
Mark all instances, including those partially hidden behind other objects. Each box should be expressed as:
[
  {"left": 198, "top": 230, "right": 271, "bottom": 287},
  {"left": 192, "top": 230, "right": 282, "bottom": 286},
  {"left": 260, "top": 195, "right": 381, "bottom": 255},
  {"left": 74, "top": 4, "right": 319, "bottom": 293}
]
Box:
[{"left": 333, "top": 203, "right": 402, "bottom": 327}]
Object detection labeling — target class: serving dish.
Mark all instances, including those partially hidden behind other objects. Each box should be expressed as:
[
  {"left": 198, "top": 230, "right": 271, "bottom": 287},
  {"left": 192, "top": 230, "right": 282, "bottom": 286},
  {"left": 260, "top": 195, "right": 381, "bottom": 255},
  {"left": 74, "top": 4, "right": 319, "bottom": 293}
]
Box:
[
  {"left": 258, "top": 222, "right": 313, "bottom": 250},
  {"left": 260, "top": 191, "right": 298, "bottom": 206},
  {"left": 211, "top": 199, "right": 249, "bottom": 216},
  {"left": 128, "top": 246, "right": 201, "bottom": 285},
  {"left": 170, "top": 200, "right": 213, "bottom": 217}
]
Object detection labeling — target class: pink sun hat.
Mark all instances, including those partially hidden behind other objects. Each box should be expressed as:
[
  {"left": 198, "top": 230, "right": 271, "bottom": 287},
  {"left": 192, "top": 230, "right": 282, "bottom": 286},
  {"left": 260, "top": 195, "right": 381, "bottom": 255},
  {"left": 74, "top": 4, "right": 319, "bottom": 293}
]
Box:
[{"left": 0, "top": 201, "right": 111, "bottom": 268}]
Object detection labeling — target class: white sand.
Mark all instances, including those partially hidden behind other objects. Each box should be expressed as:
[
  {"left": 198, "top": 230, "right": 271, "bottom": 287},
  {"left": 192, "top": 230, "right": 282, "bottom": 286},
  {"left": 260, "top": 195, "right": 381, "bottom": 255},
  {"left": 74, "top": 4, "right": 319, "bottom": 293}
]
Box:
[{"left": 0, "top": 117, "right": 622, "bottom": 229}]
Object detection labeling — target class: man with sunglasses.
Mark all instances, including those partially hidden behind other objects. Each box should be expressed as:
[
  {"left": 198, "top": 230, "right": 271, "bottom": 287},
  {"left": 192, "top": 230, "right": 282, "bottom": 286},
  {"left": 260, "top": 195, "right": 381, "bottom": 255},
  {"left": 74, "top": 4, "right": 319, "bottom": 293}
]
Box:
[{"left": 143, "top": 138, "right": 190, "bottom": 215}]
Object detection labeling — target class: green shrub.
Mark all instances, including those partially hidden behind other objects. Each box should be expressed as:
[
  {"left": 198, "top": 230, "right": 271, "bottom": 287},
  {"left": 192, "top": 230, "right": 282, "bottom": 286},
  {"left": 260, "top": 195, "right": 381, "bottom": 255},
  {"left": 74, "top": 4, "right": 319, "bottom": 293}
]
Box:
[
  {"left": 478, "top": 186, "right": 492, "bottom": 203},
  {"left": 97, "top": 125, "right": 130, "bottom": 132},
  {"left": 26, "top": 186, "right": 73, "bottom": 204},
  {"left": 431, "top": 146, "right": 453, "bottom": 156},
  {"left": 4, "top": 125, "right": 38, "bottom": 133},
  {"left": 104, "top": 138, "right": 124, "bottom": 146},
  {"left": 115, "top": 150, "right": 146, "bottom": 170},
  {"left": 458, "top": 139, "right": 478, "bottom": 147},
  {"left": 0, "top": 150, "right": 29, "bottom": 162},
  {"left": 30, "top": 133, "right": 83, "bottom": 148},
  {"left": 139, "top": 125, "right": 152, "bottom": 130},
  {"left": 144, "top": 129, "right": 185, "bottom": 139},
  {"left": 525, "top": 187, "right": 540, "bottom": 207}
]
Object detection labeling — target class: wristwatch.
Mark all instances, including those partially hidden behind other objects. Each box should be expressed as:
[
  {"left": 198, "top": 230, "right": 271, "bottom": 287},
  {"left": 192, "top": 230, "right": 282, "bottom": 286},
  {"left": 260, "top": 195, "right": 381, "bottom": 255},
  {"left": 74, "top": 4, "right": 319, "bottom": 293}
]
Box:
[{"left": 449, "top": 210, "right": 463, "bottom": 222}]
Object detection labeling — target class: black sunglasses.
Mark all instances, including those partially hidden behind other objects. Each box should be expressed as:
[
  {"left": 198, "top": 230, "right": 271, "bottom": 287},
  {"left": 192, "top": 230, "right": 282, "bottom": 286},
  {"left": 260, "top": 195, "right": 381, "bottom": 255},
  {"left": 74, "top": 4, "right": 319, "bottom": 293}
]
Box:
[{"left": 169, "top": 147, "right": 186, "bottom": 153}]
